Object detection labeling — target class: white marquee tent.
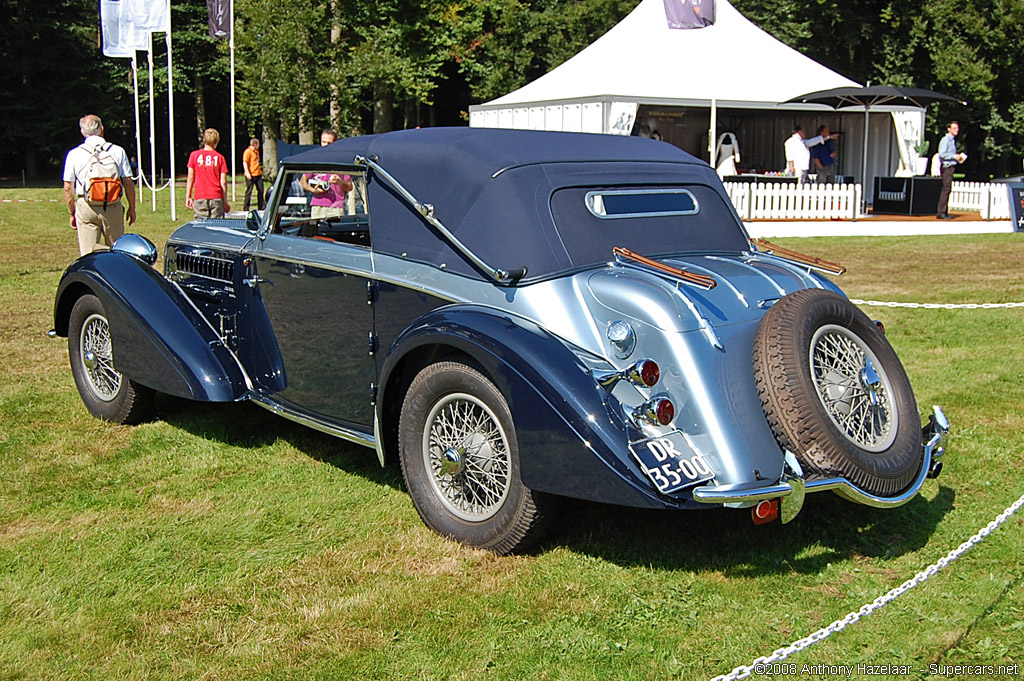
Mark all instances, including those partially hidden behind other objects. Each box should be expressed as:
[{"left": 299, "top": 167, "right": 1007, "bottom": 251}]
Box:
[{"left": 469, "top": 0, "right": 926, "bottom": 188}]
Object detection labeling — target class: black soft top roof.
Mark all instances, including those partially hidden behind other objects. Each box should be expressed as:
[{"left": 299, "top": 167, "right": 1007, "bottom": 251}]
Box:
[{"left": 284, "top": 127, "right": 748, "bottom": 281}]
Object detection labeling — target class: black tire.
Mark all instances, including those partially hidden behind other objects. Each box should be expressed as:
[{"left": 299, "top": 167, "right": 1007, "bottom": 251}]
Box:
[
  {"left": 752, "top": 289, "right": 922, "bottom": 497},
  {"left": 68, "top": 294, "right": 155, "bottom": 425},
  {"left": 398, "top": 360, "right": 556, "bottom": 554}
]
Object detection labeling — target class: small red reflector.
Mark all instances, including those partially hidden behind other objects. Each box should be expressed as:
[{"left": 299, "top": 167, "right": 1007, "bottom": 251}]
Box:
[
  {"left": 640, "top": 360, "right": 660, "bottom": 387},
  {"left": 874, "top": 320, "right": 886, "bottom": 335},
  {"left": 752, "top": 499, "right": 779, "bottom": 525},
  {"left": 655, "top": 398, "right": 674, "bottom": 425}
]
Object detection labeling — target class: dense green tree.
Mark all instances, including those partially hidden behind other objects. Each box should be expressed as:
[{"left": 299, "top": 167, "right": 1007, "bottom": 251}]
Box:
[
  {"left": 0, "top": 0, "right": 134, "bottom": 178},
  {"left": 8, "top": 0, "right": 1024, "bottom": 181}
]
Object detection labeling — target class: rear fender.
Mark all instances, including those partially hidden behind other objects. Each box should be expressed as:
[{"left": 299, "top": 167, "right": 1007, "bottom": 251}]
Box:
[
  {"left": 54, "top": 252, "right": 246, "bottom": 402},
  {"left": 377, "top": 305, "right": 681, "bottom": 509}
]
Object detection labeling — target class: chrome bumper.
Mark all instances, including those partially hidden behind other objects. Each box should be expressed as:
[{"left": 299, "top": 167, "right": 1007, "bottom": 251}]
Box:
[{"left": 692, "top": 406, "right": 949, "bottom": 524}]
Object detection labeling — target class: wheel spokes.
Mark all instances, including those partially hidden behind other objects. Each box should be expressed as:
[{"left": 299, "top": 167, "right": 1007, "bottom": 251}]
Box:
[
  {"left": 81, "top": 315, "right": 122, "bottom": 400},
  {"left": 425, "top": 396, "right": 510, "bottom": 519},
  {"left": 812, "top": 328, "right": 894, "bottom": 450}
]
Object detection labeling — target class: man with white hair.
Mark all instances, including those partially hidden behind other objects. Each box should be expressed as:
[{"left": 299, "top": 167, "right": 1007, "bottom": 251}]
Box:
[{"left": 62, "top": 114, "right": 137, "bottom": 256}]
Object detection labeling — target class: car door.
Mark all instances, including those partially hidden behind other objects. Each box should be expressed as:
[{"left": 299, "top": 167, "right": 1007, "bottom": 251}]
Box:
[{"left": 238, "top": 167, "right": 375, "bottom": 429}]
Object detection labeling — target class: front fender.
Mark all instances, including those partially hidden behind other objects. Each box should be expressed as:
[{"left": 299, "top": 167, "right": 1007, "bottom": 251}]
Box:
[
  {"left": 377, "top": 305, "right": 683, "bottom": 509},
  {"left": 54, "top": 252, "right": 246, "bottom": 402}
]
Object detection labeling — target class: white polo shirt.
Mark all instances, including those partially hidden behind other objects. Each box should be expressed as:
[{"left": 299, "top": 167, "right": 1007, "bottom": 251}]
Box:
[{"left": 63, "top": 135, "right": 132, "bottom": 196}]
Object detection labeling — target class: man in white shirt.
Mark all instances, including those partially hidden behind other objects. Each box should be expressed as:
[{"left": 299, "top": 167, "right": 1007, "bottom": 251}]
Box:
[
  {"left": 62, "top": 114, "right": 137, "bottom": 256},
  {"left": 784, "top": 125, "right": 828, "bottom": 184}
]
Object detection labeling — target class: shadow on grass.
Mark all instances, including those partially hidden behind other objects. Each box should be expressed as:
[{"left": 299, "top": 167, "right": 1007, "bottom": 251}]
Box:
[
  {"left": 151, "top": 394, "right": 954, "bottom": 574},
  {"left": 153, "top": 394, "right": 403, "bottom": 491},
  {"left": 547, "top": 486, "right": 955, "bottom": 575}
]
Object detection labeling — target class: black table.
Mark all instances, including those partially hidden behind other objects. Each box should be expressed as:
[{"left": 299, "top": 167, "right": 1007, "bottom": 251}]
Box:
[{"left": 872, "top": 176, "right": 943, "bottom": 215}]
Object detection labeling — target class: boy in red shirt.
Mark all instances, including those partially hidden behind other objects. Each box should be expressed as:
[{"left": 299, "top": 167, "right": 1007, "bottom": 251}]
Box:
[{"left": 186, "top": 128, "right": 231, "bottom": 219}]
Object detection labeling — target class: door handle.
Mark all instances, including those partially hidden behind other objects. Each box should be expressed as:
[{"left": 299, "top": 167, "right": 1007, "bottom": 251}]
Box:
[{"left": 243, "top": 276, "right": 274, "bottom": 287}]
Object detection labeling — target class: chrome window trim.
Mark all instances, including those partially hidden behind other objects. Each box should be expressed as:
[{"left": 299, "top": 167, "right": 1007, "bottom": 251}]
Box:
[{"left": 584, "top": 188, "right": 700, "bottom": 220}]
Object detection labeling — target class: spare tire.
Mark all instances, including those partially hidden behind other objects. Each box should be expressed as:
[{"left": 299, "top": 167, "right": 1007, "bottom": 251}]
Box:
[{"left": 752, "top": 289, "right": 922, "bottom": 497}]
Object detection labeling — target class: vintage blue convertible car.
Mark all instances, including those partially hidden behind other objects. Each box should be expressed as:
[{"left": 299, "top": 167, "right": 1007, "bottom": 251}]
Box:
[{"left": 52, "top": 128, "right": 947, "bottom": 553}]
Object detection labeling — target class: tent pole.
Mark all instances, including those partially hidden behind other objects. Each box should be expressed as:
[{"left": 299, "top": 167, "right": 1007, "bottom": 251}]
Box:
[
  {"left": 861, "top": 106, "right": 870, "bottom": 212},
  {"left": 709, "top": 98, "right": 717, "bottom": 164}
]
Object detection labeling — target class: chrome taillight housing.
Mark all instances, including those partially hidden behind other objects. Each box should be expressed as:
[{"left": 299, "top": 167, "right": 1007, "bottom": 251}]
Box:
[
  {"left": 631, "top": 396, "right": 675, "bottom": 427},
  {"left": 595, "top": 359, "right": 660, "bottom": 391}
]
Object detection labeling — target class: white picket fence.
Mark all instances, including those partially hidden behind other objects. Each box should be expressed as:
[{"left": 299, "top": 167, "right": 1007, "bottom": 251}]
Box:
[
  {"left": 951, "top": 181, "right": 1010, "bottom": 219},
  {"left": 724, "top": 180, "right": 1011, "bottom": 221},
  {"left": 724, "top": 182, "right": 862, "bottom": 220}
]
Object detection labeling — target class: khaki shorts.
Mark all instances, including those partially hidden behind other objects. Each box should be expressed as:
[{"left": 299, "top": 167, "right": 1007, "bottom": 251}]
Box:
[
  {"left": 194, "top": 198, "right": 225, "bottom": 219},
  {"left": 311, "top": 205, "right": 345, "bottom": 220},
  {"left": 75, "top": 198, "right": 125, "bottom": 256}
]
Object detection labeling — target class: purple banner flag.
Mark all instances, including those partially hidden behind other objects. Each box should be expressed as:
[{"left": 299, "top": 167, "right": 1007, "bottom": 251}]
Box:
[
  {"left": 664, "top": 0, "right": 715, "bottom": 29},
  {"left": 207, "top": 0, "right": 230, "bottom": 40}
]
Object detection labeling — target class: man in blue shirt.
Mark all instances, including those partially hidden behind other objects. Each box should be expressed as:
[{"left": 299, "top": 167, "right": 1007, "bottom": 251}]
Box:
[
  {"left": 812, "top": 125, "right": 838, "bottom": 184},
  {"left": 936, "top": 121, "right": 966, "bottom": 219}
]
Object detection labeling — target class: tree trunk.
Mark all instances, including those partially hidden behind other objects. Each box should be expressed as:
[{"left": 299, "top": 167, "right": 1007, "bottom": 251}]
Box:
[
  {"left": 194, "top": 74, "right": 207, "bottom": 142},
  {"left": 330, "top": 1, "right": 342, "bottom": 129},
  {"left": 263, "top": 114, "right": 280, "bottom": 182},
  {"left": 299, "top": 94, "right": 315, "bottom": 144},
  {"left": 373, "top": 84, "right": 393, "bottom": 134}
]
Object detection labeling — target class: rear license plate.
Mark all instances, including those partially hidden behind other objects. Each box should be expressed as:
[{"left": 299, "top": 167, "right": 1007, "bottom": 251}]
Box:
[{"left": 629, "top": 431, "right": 715, "bottom": 495}]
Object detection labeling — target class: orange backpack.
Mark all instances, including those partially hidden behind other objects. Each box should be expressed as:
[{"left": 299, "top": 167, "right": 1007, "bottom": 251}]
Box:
[{"left": 83, "top": 142, "right": 123, "bottom": 207}]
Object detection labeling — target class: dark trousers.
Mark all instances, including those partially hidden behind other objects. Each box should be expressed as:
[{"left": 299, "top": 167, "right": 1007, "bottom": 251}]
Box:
[
  {"left": 937, "top": 165, "right": 955, "bottom": 215},
  {"left": 244, "top": 175, "right": 265, "bottom": 210}
]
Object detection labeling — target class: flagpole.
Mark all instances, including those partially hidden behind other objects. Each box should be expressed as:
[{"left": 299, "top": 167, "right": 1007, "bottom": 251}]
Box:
[
  {"left": 229, "top": 0, "right": 236, "bottom": 204},
  {"left": 166, "top": 0, "right": 176, "bottom": 221},
  {"left": 131, "top": 53, "right": 144, "bottom": 206},
  {"left": 148, "top": 33, "right": 157, "bottom": 212}
]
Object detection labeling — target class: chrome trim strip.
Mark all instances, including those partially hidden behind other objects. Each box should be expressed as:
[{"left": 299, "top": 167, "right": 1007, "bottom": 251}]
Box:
[
  {"left": 693, "top": 407, "right": 948, "bottom": 510},
  {"left": 251, "top": 394, "right": 376, "bottom": 448},
  {"left": 354, "top": 154, "right": 521, "bottom": 284}
]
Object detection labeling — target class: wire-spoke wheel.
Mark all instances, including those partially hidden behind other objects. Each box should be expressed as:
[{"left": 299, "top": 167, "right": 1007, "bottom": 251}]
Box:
[
  {"left": 810, "top": 324, "right": 897, "bottom": 453},
  {"left": 422, "top": 393, "right": 511, "bottom": 522},
  {"left": 79, "top": 312, "right": 122, "bottom": 401},
  {"left": 753, "top": 289, "right": 922, "bottom": 497},
  {"left": 399, "top": 360, "right": 556, "bottom": 554},
  {"left": 68, "top": 294, "right": 154, "bottom": 425}
]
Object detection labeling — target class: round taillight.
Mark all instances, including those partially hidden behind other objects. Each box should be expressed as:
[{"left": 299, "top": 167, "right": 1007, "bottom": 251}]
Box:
[
  {"left": 607, "top": 320, "right": 636, "bottom": 358},
  {"left": 639, "top": 360, "right": 660, "bottom": 387},
  {"left": 655, "top": 398, "right": 675, "bottom": 426},
  {"left": 874, "top": 320, "right": 886, "bottom": 335}
]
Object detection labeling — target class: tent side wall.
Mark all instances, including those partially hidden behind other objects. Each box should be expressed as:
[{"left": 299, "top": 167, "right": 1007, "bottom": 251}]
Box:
[{"left": 470, "top": 100, "right": 640, "bottom": 136}]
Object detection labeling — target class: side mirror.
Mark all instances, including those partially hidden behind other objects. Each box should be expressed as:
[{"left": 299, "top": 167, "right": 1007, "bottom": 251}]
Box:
[{"left": 246, "top": 210, "right": 260, "bottom": 232}]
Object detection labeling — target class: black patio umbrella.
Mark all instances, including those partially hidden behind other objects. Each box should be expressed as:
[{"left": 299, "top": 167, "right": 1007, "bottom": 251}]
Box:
[{"left": 784, "top": 85, "right": 965, "bottom": 193}]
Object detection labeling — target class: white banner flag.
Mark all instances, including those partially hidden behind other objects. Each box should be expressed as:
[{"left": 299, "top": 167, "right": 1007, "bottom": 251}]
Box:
[
  {"left": 100, "top": 0, "right": 148, "bottom": 58},
  {"left": 124, "top": 0, "right": 169, "bottom": 33}
]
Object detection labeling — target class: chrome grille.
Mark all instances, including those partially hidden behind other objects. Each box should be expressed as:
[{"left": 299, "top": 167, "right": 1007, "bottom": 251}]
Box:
[{"left": 176, "top": 252, "right": 235, "bottom": 282}]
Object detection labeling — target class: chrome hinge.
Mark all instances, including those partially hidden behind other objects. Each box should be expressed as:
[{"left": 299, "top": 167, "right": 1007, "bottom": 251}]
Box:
[{"left": 368, "top": 331, "right": 378, "bottom": 356}]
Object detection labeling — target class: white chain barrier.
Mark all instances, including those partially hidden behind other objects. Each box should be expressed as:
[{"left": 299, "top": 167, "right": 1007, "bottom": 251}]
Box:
[
  {"left": 710, "top": 490, "right": 1024, "bottom": 681},
  {"left": 851, "top": 299, "right": 1024, "bottom": 309}
]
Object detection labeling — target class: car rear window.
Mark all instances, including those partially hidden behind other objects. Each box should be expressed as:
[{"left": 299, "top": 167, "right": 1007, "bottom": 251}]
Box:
[
  {"left": 550, "top": 185, "right": 748, "bottom": 268},
  {"left": 586, "top": 189, "right": 699, "bottom": 218}
]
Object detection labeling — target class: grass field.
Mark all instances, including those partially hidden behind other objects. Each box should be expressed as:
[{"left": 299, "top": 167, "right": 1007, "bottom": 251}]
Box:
[{"left": 1, "top": 186, "right": 1022, "bottom": 680}]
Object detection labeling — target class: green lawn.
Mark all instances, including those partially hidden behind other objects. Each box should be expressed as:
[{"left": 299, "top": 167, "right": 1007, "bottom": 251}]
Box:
[{"left": 2, "top": 186, "right": 1022, "bottom": 680}]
